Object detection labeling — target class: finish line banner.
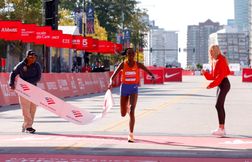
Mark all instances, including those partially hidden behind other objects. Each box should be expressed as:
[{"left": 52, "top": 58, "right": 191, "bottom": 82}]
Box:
[{"left": 15, "top": 78, "right": 114, "bottom": 125}]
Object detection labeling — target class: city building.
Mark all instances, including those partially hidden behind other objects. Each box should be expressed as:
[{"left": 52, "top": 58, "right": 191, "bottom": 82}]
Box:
[
  {"left": 187, "top": 19, "right": 223, "bottom": 67},
  {"left": 235, "top": 0, "right": 249, "bottom": 32},
  {"left": 144, "top": 23, "right": 179, "bottom": 67},
  {"left": 249, "top": 0, "right": 252, "bottom": 66},
  {"left": 209, "top": 28, "right": 249, "bottom": 67}
]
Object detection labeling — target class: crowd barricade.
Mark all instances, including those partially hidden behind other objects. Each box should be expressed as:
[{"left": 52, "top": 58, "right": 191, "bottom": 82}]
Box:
[
  {"left": 182, "top": 70, "right": 195, "bottom": 76},
  {"left": 242, "top": 68, "right": 252, "bottom": 82},
  {"left": 0, "top": 73, "right": 18, "bottom": 106},
  {"left": 0, "top": 72, "right": 111, "bottom": 107},
  {"left": 54, "top": 73, "right": 73, "bottom": 98},
  {"left": 96, "top": 72, "right": 110, "bottom": 92},
  {"left": 109, "top": 71, "right": 122, "bottom": 87},
  {"left": 144, "top": 68, "right": 164, "bottom": 84},
  {"left": 75, "top": 73, "right": 89, "bottom": 95},
  {"left": 64, "top": 73, "right": 81, "bottom": 97},
  {"left": 43, "top": 73, "right": 62, "bottom": 97},
  {"left": 164, "top": 68, "right": 182, "bottom": 82},
  {"left": 90, "top": 73, "right": 101, "bottom": 93}
]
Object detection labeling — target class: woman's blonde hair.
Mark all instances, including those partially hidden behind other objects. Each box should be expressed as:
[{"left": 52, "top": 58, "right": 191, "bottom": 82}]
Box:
[
  {"left": 209, "top": 45, "right": 220, "bottom": 64},
  {"left": 208, "top": 45, "right": 228, "bottom": 64}
]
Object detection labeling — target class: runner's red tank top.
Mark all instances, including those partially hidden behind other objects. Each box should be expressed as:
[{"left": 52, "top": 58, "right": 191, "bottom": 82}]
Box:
[{"left": 121, "top": 61, "right": 140, "bottom": 84}]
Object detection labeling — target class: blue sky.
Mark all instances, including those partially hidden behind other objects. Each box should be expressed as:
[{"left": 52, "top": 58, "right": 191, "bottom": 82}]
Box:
[{"left": 138, "top": 0, "right": 234, "bottom": 67}]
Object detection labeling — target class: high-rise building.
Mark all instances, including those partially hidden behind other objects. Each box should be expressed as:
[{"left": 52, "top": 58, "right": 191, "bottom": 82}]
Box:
[
  {"left": 249, "top": 0, "right": 252, "bottom": 66},
  {"left": 209, "top": 29, "right": 249, "bottom": 66},
  {"left": 145, "top": 27, "right": 179, "bottom": 67},
  {"left": 187, "top": 19, "right": 223, "bottom": 67},
  {"left": 235, "top": 0, "right": 249, "bottom": 32}
]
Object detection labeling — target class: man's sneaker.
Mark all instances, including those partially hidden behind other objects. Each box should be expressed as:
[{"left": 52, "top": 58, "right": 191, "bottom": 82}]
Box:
[
  {"left": 128, "top": 133, "right": 134, "bottom": 143},
  {"left": 25, "top": 127, "right": 36, "bottom": 134},
  {"left": 212, "top": 128, "right": 226, "bottom": 137}
]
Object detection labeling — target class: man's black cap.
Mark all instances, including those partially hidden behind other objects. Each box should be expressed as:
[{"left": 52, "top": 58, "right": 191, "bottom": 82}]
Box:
[{"left": 26, "top": 50, "right": 37, "bottom": 57}]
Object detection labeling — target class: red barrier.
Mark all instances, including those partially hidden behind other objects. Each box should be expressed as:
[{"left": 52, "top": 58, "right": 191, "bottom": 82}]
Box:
[
  {"left": 0, "top": 72, "right": 119, "bottom": 107},
  {"left": 64, "top": 73, "right": 81, "bottom": 97},
  {"left": 55, "top": 73, "right": 74, "bottom": 98},
  {"left": 84, "top": 73, "right": 96, "bottom": 94},
  {"left": 74, "top": 73, "right": 87, "bottom": 95},
  {"left": 90, "top": 73, "right": 101, "bottom": 93},
  {"left": 43, "top": 73, "right": 61, "bottom": 97},
  {"left": 37, "top": 75, "right": 47, "bottom": 91},
  {"left": 182, "top": 70, "right": 195, "bottom": 76},
  {"left": 164, "top": 68, "right": 182, "bottom": 82},
  {"left": 242, "top": 68, "right": 252, "bottom": 82},
  {"left": 95, "top": 72, "right": 109, "bottom": 92},
  {"left": 144, "top": 68, "right": 164, "bottom": 84},
  {"left": 0, "top": 73, "right": 18, "bottom": 106},
  {"left": 109, "top": 71, "right": 121, "bottom": 87}
]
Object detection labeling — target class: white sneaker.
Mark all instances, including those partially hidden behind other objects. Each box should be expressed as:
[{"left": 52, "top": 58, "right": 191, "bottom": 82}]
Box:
[
  {"left": 128, "top": 133, "right": 134, "bottom": 143},
  {"left": 212, "top": 128, "right": 226, "bottom": 137}
]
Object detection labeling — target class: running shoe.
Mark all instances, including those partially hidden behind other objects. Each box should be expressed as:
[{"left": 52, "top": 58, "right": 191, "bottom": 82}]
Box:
[
  {"left": 212, "top": 128, "right": 226, "bottom": 137},
  {"left": 25, "top": 127, "right": 36, "bottom": 134},
  {"left": 128, "top": 133, "right": 134, "bottom": 143}
]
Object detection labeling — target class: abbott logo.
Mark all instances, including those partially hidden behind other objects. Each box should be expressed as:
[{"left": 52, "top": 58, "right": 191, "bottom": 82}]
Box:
[
  {"left": 165, "top": 72, "right": 180, "bottom": 78},
  {"left": 244, "top": 73, "right": 252, "bottom": 79}
]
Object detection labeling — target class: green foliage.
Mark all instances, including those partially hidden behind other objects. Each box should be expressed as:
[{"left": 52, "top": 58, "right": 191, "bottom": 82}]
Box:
[
  {"left": 59, "top": 0, "right": 84, "bottom": 11},
  {"left": 196, "top": 63, "right": 203, "bottom": 70},
  {"left": 91, "top": 0, "right": 144, "bottom": 41},
  {"left": 0, "top": 0, "right": 42, "bottom": 24},
  {"left": 58, "top": 8, "right": 75, "bottom": 26},
  {"left": 0, "top": 0, "right": 43, "bottom": 59},
  {"left": 59, "top": 0, "right": 148, "bottom": 45}
]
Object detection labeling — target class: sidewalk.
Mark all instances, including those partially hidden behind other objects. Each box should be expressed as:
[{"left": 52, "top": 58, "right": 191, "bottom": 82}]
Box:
[{"left": 0, "top": 76, "right": 252, "bottom": 161}]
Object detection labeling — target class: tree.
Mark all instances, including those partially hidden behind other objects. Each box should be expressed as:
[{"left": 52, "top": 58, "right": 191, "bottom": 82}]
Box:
[
  {"left": 58, "top": 8, "right": 75, "bottom": 26},
  {"left": 59, "top": 0, "right": 84, "bottom": 12},
  {"left": 0, "top": 0, "right": 43, "bottom": 62},
  {"left": 91, "top": 0, "right": 147, "bottom": 42},
  {"left": 0, "top": 0, "right": 42, "bottom": 24},
  {"left": 196, "top": 63, "right": 203, "bottom": 70}
]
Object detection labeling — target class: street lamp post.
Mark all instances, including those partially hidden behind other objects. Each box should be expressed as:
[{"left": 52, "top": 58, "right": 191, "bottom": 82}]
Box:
[{"left": 83, "top": 0, "right": 86, "bottom": 36}]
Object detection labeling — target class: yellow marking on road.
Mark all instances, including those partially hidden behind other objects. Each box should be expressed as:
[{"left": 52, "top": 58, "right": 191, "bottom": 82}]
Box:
[{"left": 100, "top": 88, "right": 202, "bottom": 132}]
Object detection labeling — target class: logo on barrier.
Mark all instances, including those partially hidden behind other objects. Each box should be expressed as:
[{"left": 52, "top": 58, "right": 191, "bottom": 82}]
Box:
[
  {"left": 20, "top": 84, "right": 30, "bottom": 91},
  {"left": 45, "top": 97, "right": 55, "bottom": 105},
  {"left": 165, "top": 72, "right": 180, "bottom": 78},
  {"left": 244, "top": 73, "right": 252, "bottom": 79},
  {"left": 146, "top": 74, "right": 160, "bottom": 80},
  {"left": 72, "top": 110, "right": 83, "bottom": 118}
]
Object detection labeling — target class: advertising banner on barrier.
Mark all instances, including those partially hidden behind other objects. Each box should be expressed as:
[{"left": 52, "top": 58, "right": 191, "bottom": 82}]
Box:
[
  {"left": 61, "top": 34, "right": 73, "bottom": 49},
  {"left": 0, "top": 21, "right": 21, "bottom": 41},
  {"left": 15, "top": 78, "right": 114, "bottom": 125},
  {"left": 43, "top": 73, "right": 61, "bottom": 97},
  {"left": 47, "top": 30, "right": 63, "bottom": 48},
  {"left": 34, "top": 26, "right": 52, "bottom": 45},
  {"left": 144, "top": 68, "right": 164, "bottom": 84},
  {"left": 242, "top": 68, "right": 252, "bottom": 82},
  {"left": 164, "top": 68, "right": 182, "bottom": 82},
  {"left": 0, "top": 73, "right": 18, "bottom": 106},
  {"left": 64, "top": 73, "right": 81, "bottom": 97},
  {"left": 182, "top": 70, "right": 195, "bottom": 76},
  {"left": 55, "top": 73, "right": 73, "bottom": 98},
  {"left": 20, "top": 24, "right": 36, "bottom": 43}
]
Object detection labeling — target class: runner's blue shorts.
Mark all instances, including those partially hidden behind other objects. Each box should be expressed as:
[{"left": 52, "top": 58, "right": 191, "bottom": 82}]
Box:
[{"left": 120, "top": 84, "right": 138, "bottom": 96}]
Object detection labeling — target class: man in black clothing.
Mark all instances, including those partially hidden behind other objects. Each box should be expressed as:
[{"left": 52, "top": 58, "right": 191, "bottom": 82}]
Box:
[{"left": 9, "top": 50, "right": 42, "bottom": 133}]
